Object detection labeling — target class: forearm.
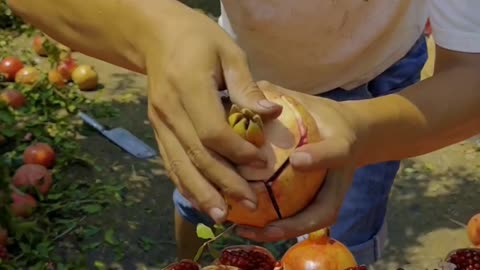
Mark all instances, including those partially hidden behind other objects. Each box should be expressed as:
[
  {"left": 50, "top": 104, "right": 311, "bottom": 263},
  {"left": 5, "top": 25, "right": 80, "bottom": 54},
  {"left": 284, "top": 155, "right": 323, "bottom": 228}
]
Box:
[
  {"left": 7, "top": 0, "right": 184, "bottom": 73},
  {"left": 347, "top": 55, "right": 480, "bottom": 166}
]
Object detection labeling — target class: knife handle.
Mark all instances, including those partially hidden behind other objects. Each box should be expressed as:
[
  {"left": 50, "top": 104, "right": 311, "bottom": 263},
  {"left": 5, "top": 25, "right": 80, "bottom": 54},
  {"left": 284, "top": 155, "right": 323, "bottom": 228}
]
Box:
[{"left": 78, "top": 112, "right": 105, "bottom": 132}]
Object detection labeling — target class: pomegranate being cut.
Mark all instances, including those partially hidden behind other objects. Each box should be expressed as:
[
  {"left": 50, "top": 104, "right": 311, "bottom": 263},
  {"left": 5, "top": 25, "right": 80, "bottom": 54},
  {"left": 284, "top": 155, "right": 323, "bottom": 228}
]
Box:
[
  {"left": 223, "top": 87, "right": 327, "bottom": 228},
  {"left": 445, "top": 248, "right": 480, "bottom": 270}
]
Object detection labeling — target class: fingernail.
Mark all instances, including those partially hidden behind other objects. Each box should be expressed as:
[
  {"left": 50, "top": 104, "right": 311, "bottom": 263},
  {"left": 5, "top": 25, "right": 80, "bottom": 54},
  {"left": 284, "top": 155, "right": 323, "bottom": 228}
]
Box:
[
  {"left": 241, "top": 199, "right": 257, "bottom": 210},
  {"left": 290, "top": 152, "right": 312, "bottom": 166},
  {"left": 249, "top": 160, "right": 267, "bottom": 168},
  {"left": 265, "top": 227, "right": 285, "bottom": 238},
  {"left": 208, "top": 208, "right": 226, "bottom": 223},
  {"left": 258, "top": 99, "right": 279, "bottom": 110}
]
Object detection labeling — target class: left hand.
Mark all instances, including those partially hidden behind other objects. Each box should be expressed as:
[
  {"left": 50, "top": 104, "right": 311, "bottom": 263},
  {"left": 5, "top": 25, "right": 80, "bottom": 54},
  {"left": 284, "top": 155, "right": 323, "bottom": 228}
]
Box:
[{"left": 235, "top": 80, "right": 365, "bottom": 242}]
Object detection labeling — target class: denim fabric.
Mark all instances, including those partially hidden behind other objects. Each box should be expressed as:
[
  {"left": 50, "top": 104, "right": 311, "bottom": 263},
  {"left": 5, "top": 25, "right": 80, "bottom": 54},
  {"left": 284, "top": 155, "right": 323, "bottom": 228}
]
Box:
[{"left": 173, "top": 34, "right": 428, "bottom": 265}]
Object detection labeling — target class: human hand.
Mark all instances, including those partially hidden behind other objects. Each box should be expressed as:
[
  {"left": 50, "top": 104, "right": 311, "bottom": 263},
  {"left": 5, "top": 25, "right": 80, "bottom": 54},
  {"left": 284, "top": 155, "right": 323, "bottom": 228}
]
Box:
[
  {"left": 144, "top": 6, "right": 283, "bottom": 224},
  {"left": 235, "top": 81, "right": 363, "bottom": 242}
]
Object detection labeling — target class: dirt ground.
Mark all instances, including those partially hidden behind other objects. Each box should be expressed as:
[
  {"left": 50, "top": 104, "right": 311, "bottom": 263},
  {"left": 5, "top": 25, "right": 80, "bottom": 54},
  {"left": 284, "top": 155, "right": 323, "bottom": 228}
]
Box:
[{"left": 52, "top": 30, "right": 478, "bottom": 270}]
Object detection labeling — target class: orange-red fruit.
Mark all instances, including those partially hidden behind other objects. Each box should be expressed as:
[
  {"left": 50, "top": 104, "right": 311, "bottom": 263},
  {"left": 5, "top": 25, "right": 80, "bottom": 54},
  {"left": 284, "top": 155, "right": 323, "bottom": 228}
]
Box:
[
  {"left": 15, "top": 66, "right": 41, "bottom": 85},
  {"left": 23, "top": 143, "right": 56, "bottom": 169},
  {"left": 72, "top": 64, "right": 98, "bottom": 91},
  {"left": 0, "top": 227, "right": 7, "bottom": 246},
  {"left": 33, "top": 35, "right": 48, "bottom": 57},
  {"left": 0, "top": 56, "right": 24, "bottom": 81},
  {"left": 13, "top": 164, "right": 53, "bottom": 196},
  {"left": 48, "top": 70, "right": 66, "bottom": 87},
  {"left": 468, "top": 213, "right": 480, "bottom": 247},
  {"left": 56, "top": 58, "right": 78, "bottom": 81},
  {"left": 281, "top": 230, "right": 357, "bottom": 270},
  {"left": 0, "top": 90, "right": 27, "bottom": 109},
  {"left": 226, "top": 84, "right": 327, "bottom": 228},
  {"left": 10, "top": 192, "right": 38, "bottom": 218}
]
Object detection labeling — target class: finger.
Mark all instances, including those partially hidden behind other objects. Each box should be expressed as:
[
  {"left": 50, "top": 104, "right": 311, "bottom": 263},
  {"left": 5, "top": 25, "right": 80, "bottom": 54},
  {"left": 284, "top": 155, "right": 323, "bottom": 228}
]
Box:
[
  {"left": 149, "top": 81, "right": 258, "bottom": 207},
  {"left": 178, "top": 73, "right": 268, "bottom": 167},
  {"left": 148, "top": 104, "right": 229, "bottom": 223},
  {"left": 290, "top": 137, "right": 354, "bottom": 170},
  {"left": 235, "top": 167, "right": 356, "bottom": 242},
  {"left": 220, "top": 45, "right": 283, "bottom": 118}
]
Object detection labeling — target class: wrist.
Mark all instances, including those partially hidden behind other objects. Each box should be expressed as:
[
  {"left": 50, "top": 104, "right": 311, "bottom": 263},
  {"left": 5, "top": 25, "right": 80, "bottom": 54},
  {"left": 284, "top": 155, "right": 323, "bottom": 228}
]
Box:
[{"left": 341, "top": 94, "right": 427, "bottom": 166}]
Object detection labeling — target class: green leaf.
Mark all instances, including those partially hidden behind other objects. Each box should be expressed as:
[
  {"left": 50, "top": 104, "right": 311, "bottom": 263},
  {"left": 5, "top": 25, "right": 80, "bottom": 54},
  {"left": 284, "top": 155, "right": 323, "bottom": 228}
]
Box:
[
  {"left": 94, "top": 261, "right": 106, "bottom": 270},
  {"left": 82, "top": 204, "right": 102, "bottom": 214},
  {"left": 104, "top": 228, "right": 117, "bottom": 246},
  {"left": 196, "top": 223, "right": 215, "bottom": 240}
]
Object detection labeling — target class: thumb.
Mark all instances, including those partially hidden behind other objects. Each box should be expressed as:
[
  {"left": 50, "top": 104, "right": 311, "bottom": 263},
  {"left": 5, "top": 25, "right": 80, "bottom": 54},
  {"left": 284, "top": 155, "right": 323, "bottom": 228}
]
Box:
[
  {"left": 290, "top": 137, "right": 353, "bottom": 170},
  {"left": 220, "top": 46, "right": 282, "bottom": 117}
]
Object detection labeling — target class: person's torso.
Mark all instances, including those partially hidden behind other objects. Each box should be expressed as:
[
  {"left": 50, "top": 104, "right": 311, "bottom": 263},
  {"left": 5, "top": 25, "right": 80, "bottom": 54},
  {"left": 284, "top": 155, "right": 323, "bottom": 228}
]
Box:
[{"left": 218, "top": 0, "right": 428, "bottom": 94}]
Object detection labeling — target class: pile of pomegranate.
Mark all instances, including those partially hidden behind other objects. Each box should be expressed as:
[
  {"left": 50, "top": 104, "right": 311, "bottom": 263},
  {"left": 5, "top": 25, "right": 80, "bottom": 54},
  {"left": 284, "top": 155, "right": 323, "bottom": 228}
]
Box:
[
  {"left": 0, "top": 142, "right": 57, "bottom": 261},
  {"left": 0, "top": 33, "right": 99, "bottom": 92}
]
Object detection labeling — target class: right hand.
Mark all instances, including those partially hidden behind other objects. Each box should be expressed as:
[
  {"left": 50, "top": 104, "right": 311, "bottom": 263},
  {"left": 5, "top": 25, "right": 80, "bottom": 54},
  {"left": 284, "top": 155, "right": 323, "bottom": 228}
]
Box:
[{"left": 144, "top": 4, "right": 283, "bottom": 224}]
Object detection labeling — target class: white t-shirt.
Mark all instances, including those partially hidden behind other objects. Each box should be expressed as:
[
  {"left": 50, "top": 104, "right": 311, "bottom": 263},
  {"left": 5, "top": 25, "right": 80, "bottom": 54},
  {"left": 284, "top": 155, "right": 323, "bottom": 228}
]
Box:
[{"left": 217, "top": 0, "right": 480, "bottom": 95}]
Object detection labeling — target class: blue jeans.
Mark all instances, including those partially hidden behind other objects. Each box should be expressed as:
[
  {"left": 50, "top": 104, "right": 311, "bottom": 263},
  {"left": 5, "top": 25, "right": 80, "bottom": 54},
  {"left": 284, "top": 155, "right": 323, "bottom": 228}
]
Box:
[{"left": 173, "top": 35, "right": 428, "bottom": 265}]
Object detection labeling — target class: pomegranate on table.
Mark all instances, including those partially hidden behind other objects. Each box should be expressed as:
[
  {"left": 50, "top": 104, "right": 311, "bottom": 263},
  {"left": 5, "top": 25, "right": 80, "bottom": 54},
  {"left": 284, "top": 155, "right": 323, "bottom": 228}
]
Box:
[
  {"left": 223, "top": 87, "right": 327, "bottom": 228},
  {"left": 72, "top": 64, "right": 98, "bottom": 91},
  {"left": 33, "top": 35, "right": 48, "bottom": 57},
  {"left": 468, "top": 213, "right": 480, "bottom": 247}
]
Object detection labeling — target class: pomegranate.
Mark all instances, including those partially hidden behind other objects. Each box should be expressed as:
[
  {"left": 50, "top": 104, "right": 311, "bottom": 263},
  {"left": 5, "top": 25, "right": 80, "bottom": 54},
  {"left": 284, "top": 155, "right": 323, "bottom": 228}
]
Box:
[
  {"left": 13, "top": 164, "right": 53, "bottom": 196},
  {"left": 0, "top": 245, "right": 8, "bottom": 261},
  {"left": 57, "top": 58, "right": 78, "bottom": 81},
  {"left": 281, "top": 229, "right": 358, "bottom": 270},
  {"left": 468, "top": 213, "right": 480, "bottom": 247},
  {"left": 23, "top": 142, "right": 56, "bottom": 169},
  {"left": 48, "top": 70, "right": 66, "bottom": 87},
  {"left": 164, "top": 259, "right": 201, "bottom": 270},
  {"left": 0, "top": 227, "right": 7, "bottom": 246},
  {"left": 223, "top": 86, "right": 326, "bottom": 227},
  {"left": 215, "top": 245, "right": 277, "bottom": 270},
  {"left": 0, "top": 90, "right": 27, "bottom": 109},
  {"left": 71, "top": 64, "right": 98, "bottom": 91},
  {"left": 202, "top": 266, "right": 241, "bottom": 270},
  {"left": 445, "top": 248, "right": 480, "bottom": 270},
  {"left": 0, "top": 56, "right": 24, "bottom": 81},
  {"left": 15, "top": 66, "right": 41, "bottom": 85},
  {"left": 33, "top": 35, "right": 48, "bottom": 56},
  {"left": 10, "top": 192, "right": 38, "bottom": 218}
]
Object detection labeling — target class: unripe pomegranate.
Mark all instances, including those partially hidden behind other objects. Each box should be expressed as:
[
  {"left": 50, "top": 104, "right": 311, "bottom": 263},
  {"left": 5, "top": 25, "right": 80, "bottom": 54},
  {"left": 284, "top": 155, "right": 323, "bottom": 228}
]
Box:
[
  {"left": 0, "top": 90, "right": 27, "bottom": 109},
  {"left": 0, "top": 56, "right": 24, "bottom": 81},
  {"left": 15, "top": 66, "right": 41, "bottom": 85},
  {"left": 10, "top": 192, "right": 38, "bottom": 218},
  {"left": 13, "top": 164, "right": 53, "bottom": 196},
  {"left": 72, "top": 64, "right": 98, "bottom": 91},
  {"left": 281, "top": 229, "right": 358, "bottom": 270},
  {"left": 224, "top": 82, "right": 326, "bottom": 227},
  {"left": 23, "top": 143, "right": 56, "bottom": 169},
  {"left": 33, "top": 35, "right": 48, "bottom": 56}
]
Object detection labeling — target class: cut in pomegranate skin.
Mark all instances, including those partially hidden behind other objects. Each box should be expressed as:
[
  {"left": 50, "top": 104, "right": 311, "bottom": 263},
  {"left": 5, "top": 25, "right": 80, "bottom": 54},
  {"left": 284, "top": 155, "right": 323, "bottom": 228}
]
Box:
[{"left": 224, "top": 87, "right": 327, "bottom": 228}]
